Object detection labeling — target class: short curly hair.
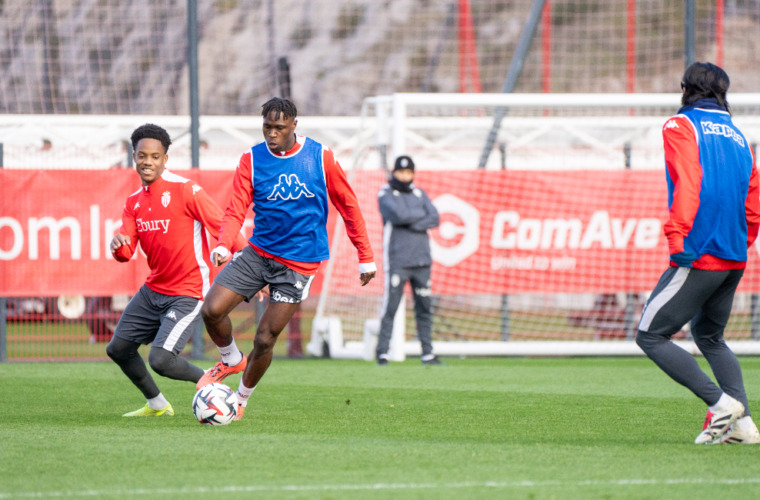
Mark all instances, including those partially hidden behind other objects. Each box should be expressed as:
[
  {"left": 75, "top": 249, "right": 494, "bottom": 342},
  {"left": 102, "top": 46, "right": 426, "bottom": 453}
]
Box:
[
  {"left": 261, "top": 97, "right": 297, "bottom": 120},
  {"left": 131, "top": 123, "right": 172, "bottom": 153}
]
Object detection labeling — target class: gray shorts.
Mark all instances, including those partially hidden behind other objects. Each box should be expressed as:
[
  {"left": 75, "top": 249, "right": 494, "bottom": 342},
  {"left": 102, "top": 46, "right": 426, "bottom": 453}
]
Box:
[
  {"left": 214, "top": 245, "right": 314, "bottom": 304},
  {"left": 638, "top": 267, "right": 743, "bottom": 338},
  {"left": 113, "top": 285, "right": 202, "bottom": 354}
]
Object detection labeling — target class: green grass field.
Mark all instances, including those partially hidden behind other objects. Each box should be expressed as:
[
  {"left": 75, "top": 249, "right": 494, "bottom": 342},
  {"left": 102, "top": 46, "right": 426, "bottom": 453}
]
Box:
[{"left": 2, "top": 356, "right": 760, "bottom": 499}]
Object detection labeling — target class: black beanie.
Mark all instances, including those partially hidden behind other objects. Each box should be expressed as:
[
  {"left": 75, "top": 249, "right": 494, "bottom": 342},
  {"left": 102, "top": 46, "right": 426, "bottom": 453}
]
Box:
[{"left": 393, "top": 155, "right": 415, "bottom": 171}]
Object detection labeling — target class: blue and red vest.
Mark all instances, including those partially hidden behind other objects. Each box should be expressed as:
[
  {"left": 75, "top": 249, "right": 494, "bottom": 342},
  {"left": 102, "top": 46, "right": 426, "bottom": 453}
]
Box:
[
  {"left": 667, "top": 105, "right": 753, "bottom": 262},
  {"left": 249, "top": 137, "right": 330, "bottom": 262}
]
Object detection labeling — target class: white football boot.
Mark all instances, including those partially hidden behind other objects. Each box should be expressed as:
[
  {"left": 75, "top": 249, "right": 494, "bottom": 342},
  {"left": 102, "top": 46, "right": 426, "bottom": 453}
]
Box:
[
  {"left": 720, "top": 416, "right": 760, "bottom": 444},
  {"left": 694, "top": 395, "right": 744, "bottom": 444}
]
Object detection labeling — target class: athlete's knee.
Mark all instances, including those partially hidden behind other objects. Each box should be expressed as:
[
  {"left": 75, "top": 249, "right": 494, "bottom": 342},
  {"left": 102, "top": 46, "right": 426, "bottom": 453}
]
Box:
[
  {"left": 200, "top": 300, "right": 223, "bottom": 325},
  {"left": 202, "top": 299, "right": 236, "bottom": 334},
  {"left": 253, "top": 331, "right": 279, "bottom": 353},
  {"left": 635, "top": 329, "right": 660, "bottom": 352},
  {"left": 106, "top": 336, "right": 136, "bottom": 363},
  {"left": 148, "top": 348, "right": 176, "bottom": 376},
  {"left": 105, "top": 341, "right": 121, "bottom": 362},
  {"left": 693, "top": 334, "right": 726, "bottom": 352}
]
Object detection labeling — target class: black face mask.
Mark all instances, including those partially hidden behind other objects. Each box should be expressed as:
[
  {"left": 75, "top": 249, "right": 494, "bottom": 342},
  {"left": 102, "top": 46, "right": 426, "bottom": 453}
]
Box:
[{"left": 390, "top": 176, "right": 413, "bottom": 193}]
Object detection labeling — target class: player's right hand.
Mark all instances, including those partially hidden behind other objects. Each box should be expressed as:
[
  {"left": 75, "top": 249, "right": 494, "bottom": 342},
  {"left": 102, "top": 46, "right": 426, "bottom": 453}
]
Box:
[
  {"left": 211, "top": 245, "right": 231, "bottom": 267},
  {"left": 359, "top": 270, "right": 376, "bottom": 286},
  {"left": 110, "top": 234, "right": 130, "bottom": 253}
]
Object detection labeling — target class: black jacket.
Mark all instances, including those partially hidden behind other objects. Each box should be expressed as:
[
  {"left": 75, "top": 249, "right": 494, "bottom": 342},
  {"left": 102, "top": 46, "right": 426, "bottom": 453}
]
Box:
[{"left": 378, "top": 183, "right": 439, "bottom": 269}]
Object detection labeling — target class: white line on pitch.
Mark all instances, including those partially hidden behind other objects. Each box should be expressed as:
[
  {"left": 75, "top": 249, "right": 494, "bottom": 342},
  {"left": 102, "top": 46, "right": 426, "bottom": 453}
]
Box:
[{"left": 2, "top": 478, "right": 760, "bottom": 498}]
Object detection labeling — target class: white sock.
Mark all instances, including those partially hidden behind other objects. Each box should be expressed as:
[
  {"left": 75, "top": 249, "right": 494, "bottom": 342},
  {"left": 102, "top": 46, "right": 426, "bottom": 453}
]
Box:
[
  {"left": 147, "top": 393, "right": 169, "bottom": 411},
  {"left": 236, "top": 380, "right": 256, "bottom": 407},
  {"left": 709, "top": 393, "right": 736, "bottom": 413},
  {"left": 219, "top": 339, "right": 243, "bottom": 366}
]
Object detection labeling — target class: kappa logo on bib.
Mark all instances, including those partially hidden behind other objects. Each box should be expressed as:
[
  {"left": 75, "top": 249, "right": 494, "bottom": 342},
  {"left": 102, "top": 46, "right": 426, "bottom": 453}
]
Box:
[{"left": 266, "top": 174, "right": 315, "bottom": 201}]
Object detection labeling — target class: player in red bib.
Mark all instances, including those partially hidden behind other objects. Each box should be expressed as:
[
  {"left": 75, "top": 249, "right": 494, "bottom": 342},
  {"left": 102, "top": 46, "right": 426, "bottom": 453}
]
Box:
[{"left": 107, "top": 123, "right": 246, "bottom": 417}]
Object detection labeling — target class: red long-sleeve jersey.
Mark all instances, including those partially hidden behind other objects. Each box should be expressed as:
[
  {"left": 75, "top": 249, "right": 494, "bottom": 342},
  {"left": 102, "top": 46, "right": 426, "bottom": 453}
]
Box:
[
  {"left": 663, "top": 112, "right": 760, "bottom": 270},
  {"left": 113, "top": 170, "right": 247, "bottom": 299},
  {"left": 217, "top": 135, "right": 374, "bottom": 275}
]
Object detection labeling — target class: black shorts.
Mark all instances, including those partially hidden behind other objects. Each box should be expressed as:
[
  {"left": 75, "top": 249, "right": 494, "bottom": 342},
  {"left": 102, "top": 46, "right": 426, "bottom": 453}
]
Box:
[
  {"left": 214, "top": 245, "right": 314, "bottom": 304},
  {"left": 113, "top": 285, "right": 202, "bottom": 354}
]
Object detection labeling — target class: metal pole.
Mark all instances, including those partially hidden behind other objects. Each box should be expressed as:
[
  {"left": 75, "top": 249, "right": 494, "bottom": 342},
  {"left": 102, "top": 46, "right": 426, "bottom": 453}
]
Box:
[
  {"left": 188, "top": 0, "right": 202, "bottom": 347},
  {"left": 126, "top": 141, "right": 133, "bottom": 168},
  {"left": 622, "top": 141, "right": 637, "bottom": 338},
  {"left": 500, "top": 294, "right": 510, "bottom": 341},
  {"left": 187, "top": 0, "right": 200, "bottom": 168},
  {"left": 377, "top": 144, "right": 388, "bottom": 171},
  {"left": 624, "top": 293, "right": 637, "bottom": 339},
  {"left": 685, "top": 0, "right": 696, "bottom": 69},
  {"left": 498, "top": 141, "right": 509, "bottom": 339},
  {"left": 478, "top": 0, "right": 546, "bottom": 168},
  {"left": 421, "top": 2, "right": 457, "bottom": 92},
  {"left": 40, "top": 0, "right": 57, "bottom": 114},
  {"left": 266, "top": 0, "right": 277, "bottom": 95},
  {"left": 278, "top": 56, "right": 292, "bottom": 100}
]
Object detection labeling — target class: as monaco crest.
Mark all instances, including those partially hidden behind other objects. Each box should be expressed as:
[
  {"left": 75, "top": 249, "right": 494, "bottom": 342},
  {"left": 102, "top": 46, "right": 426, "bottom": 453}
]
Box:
[{"left": 161, "top": 191, "right": 171, "bottom": 207}]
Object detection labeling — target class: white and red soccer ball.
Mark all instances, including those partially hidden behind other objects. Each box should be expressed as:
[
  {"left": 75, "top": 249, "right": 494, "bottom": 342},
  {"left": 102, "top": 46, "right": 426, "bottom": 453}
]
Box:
[{"left": 192, "top": 383, "right": 238, "bottom": 426}]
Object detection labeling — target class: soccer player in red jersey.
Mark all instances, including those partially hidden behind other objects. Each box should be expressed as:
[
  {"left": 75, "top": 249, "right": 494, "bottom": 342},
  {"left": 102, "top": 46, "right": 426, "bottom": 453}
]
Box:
[
  {"left": 107, "top": 123, "right": 247, "bottom": 417},
  {"left": 198, "top": 98, "right": 376, "bottom": 420}
]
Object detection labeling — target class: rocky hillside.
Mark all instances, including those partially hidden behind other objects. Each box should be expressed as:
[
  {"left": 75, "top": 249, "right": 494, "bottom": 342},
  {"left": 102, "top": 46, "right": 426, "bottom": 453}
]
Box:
[{"left": 1, "top": 0, "right": 758, "bottom": 117}]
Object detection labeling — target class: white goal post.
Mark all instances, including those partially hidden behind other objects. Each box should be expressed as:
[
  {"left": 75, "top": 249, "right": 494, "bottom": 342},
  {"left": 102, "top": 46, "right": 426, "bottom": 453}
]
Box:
[{"left": 309, "top": 92, "right": 760, "bottom": 360}]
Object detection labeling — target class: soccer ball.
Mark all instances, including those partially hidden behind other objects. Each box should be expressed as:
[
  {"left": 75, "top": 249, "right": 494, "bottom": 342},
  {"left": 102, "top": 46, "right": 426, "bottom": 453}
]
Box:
[{"left": 192, "top": 383, "right": 238, "bottom": 426}]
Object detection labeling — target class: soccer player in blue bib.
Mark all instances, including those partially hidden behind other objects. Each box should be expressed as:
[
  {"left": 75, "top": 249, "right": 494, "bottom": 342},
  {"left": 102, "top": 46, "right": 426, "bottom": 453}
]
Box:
[
  {"left": 198, "top": 98, "right": 376, "bottom": 420},
  {"left": 636, "top": 63, "right": 760, "bottom": 444}
]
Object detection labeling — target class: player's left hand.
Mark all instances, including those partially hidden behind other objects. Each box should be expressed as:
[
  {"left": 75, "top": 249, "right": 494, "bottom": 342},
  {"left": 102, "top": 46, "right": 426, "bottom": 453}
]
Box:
[
  {"left": 359, "top": 271, "right": 376, "bottom": 286},
  {"left": 210, "top": 245, "right": 231, "bottom": 267},
  {"left": 670, "top": 250, "right": 697, "bottom": 268}
]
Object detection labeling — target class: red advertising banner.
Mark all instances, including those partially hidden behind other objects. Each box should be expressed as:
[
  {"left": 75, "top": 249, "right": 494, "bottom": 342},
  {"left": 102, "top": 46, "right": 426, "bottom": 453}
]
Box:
[
  {"left": 0, "top": 170, "right": 245, "bottom": 296},
  {"left": 423, "top": 170, "right": 668, "bottom": 293},
  {"left": 3, "top": 169, "right": 760, "bottom": 296},
  {"left": 333, "top": 170, "right": 760, "bottom": 295}
]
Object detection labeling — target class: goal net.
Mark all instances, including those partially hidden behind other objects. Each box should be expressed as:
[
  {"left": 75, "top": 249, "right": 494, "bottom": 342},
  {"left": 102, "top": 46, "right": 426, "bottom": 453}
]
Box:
[{"left": 309, "top": 92, "right": 760, "bottom": 359}]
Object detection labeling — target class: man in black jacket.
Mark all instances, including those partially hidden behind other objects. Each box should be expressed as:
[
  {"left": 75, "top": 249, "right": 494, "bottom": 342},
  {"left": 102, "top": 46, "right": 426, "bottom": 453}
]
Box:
[{"left": 376, "top": 156, "right": 440, "bottom": 365}]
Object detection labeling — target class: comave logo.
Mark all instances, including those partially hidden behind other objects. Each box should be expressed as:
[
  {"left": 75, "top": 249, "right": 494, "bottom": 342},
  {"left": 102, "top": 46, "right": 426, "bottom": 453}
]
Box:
[
  {"left": 429, "top": 194, "right": 662, "bottom": 268},
  {"left": 430, "top": 194, "right": 480, "bottom": 267}
]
